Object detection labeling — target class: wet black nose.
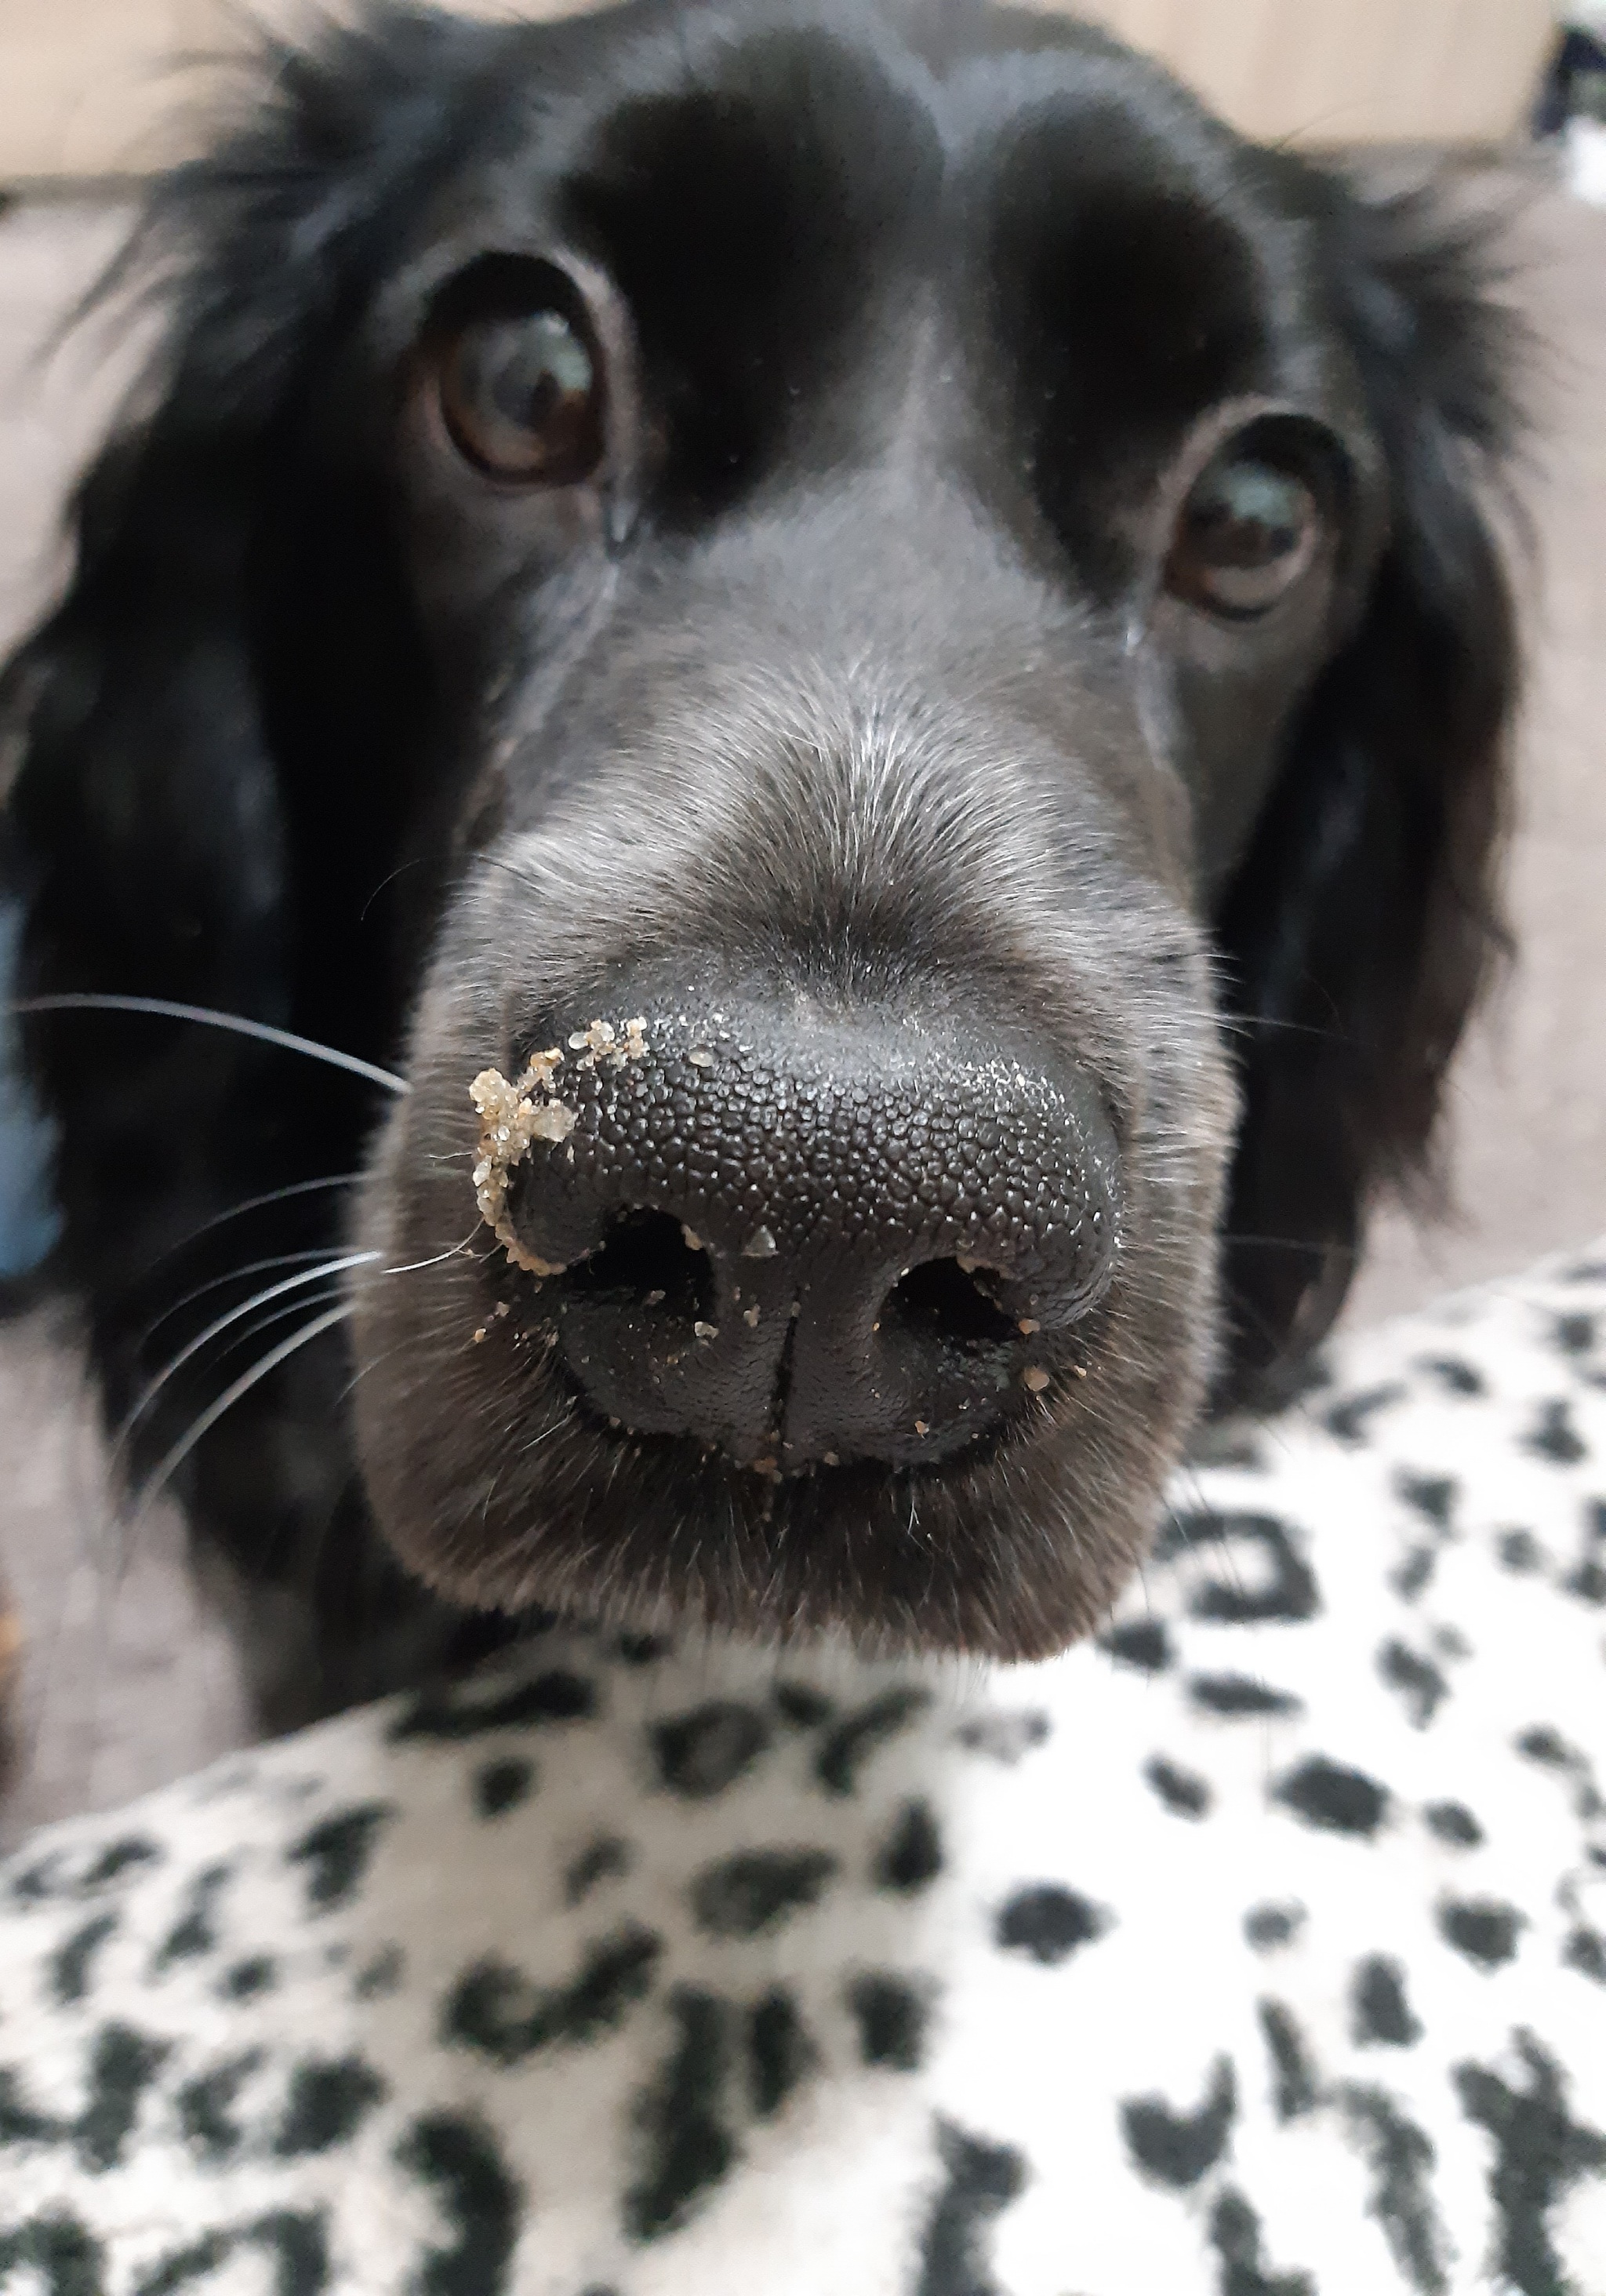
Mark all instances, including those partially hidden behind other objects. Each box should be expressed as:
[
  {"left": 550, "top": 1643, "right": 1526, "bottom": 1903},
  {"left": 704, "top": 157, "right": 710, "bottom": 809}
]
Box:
[{"left": 496, "top": 997, "right": 1119, "bottom": 1469}]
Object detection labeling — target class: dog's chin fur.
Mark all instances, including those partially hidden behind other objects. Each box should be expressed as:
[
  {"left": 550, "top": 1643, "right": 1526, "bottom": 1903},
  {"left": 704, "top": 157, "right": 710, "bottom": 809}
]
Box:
[{"left": 3, "top": 0, "right": 1519, "bottom": 1707}]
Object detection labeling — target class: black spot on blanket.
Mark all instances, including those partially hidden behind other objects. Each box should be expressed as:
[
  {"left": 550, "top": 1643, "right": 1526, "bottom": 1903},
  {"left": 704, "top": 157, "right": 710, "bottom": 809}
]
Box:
[
  {"left": 1564, "top": 1927, "right": 1606, "bottom": 1985},
  {"left": 354, "top": 1945, "right": 405, "bottom": 2000},
  {"left": 747, "top": 1988, "right": 816, "bottom": 2118},
  {"left": 1377, "top": 1640, "right": 1450, "bottom": 1729},
  {"left": 954, "top": 1708, "right": 1050, "bottom": 1763},
  {"left": 444, "top": 1927, "right": 663, "bottom": 2065},
  {"left": 1423, "top": 1799, "right": 1482, "bottom": 1848},
  {"left": 652, "top": 1702, "right": 770, "bottom": 1798},
  {"left": 286, "top": 1804, "right": 392, "bottom": 1912},
  {"left": 1101, "top": 1617, "right": 1171, "bottom": 1672},
  {"left": 616, "top": 1631, "right": 670, "bottom": 1665},
  {"left": 1146, "top": 1756, "right": 1212, "bottom": 1818},
  {"left": 1123, "top": 2056, "right": 1237, "bottom": 2188},
  {"left": 1438, "top": 1899, "right": 1525, "bottom": 1969},
  {"left": 151, "top": 1863, "right": 231, "bottom": 1974},
  {"left": 272, "top": 2054, "right": 387, "bottom": 2158},
  {"left": 1273, "top": 1756, "right": 1390, "bottom": 1837},
  {"left": 1499, "top": 1528, "right": 1546, "bottom": 1574},
  {"left": 1565, "top": 1497, "right": 1606, "bottom": 1603},
  {"left": 1454, "top": 2033, "right": 1606, "bottom": 2296},
  {"left": 625, "top": 1988, "right": 737, "bottom": 2243},
  {"left": 1323, "top": 1384, "right": 1404, "bottom": 1444},
  {"left": 772, "top": 1680, "right": 834, "bottom": 1728},
  {"left": 1156, "top": 1512, "right": 1318, "bottom": 1625},
  {"left": 81, "top": 1837, "right": 163, "bottom": 1894},
  {"left": 1244, "top": 1903, "right": 1305, "bottom": 1952},
  {"left": 11, "top": 1835, "right": 162, "bottom": 1908},
  {"left": 389, "top": 1671, "right": 594, "bottom": 1741},
  {"left": 1351, "top": 1957, "right": 1423, "bottom": 2048},
  {"left": 219, "top": 1954, "right": 277, "bottom": 2000},
  {"left": 996, "top": 1883, "right": 1109, "bottom": 1963},
  {"left": 0, "top": 2213, "right": 104, "bottom": 2296},
  {"left": 848, "top": 1971, "right": 931, "bottom": 2070},
  {"left": 1392, "top": 1544, "right": 1437, "bottom": 1600},
  {"left": 472, "top": 1757, "right": 534, "bottom": 1818},
  {"left": 78, "top": 2023, "right": 171, "bottom": 2174},
  {"left": 1514, "top": 1723, "right": 1583, "bottom": 1773},
  {"left": 49, "top": 1913, "right": 118, "bottom": 2007},
  {"left": 1208, "top": 2185, "right": 1313, "bottom": 2296},
  {"left": 0, "top": 2063, "right": 56, "bottom": 2146},
  {"left": 816, "top": 1689, "right": 932, "bottom": 1795},
  {"left": 396, "top": 2113, "right": 521, "bottom": 2296},
  {"left": 1396, "top": 1472, "right": 1456, "bottom": 1530},
  {"left": 2, "top": 2024, "right": 169, "bottom": 2174},
  {"left": 875, "top": 1799, "right": 944, "bottom": 1893},
  {"left": 914, "top": 2118, "right": 1026, "bottom": 2296},
  {"left": 1341, "top": 2087, "right": 1448, "bottom": 2296},
  {"left": 691, "top": 1848, "right": 838, "bottom": 1939},
  {"left": 1417, "top": 1355, "right": 1484, "bottom": 1397},
  {"left": 1190, "top": 1673, "right": 1302, "bottom": 1718},
  {"left": 135, "top": 2212, "right": 329, "bottom": 2296},
  {"left": 1524, "top": 1399, "right": 1587, "bottom": 1465},
  {"left": 565, "top": 1836, "right": 632, "bottom": 1905},
  {"left": 1257, "top": 1999, "right": 1318, "bottom": 2121},
  {"left": 176, "top": 2050, "right": 263, "bottom": 2165}
]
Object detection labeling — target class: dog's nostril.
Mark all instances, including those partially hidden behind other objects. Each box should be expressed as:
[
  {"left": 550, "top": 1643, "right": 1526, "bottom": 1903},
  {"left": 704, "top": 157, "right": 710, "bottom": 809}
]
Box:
[
  {"left": 565, "top": 1208, "right": 714, "bottom": 1326},
  {"left": 881, "top": 1257, "right": 1018, "bottom": 1353},
  {"left": 500, "top": 995, "right": 1120, "bottom": 1468}
]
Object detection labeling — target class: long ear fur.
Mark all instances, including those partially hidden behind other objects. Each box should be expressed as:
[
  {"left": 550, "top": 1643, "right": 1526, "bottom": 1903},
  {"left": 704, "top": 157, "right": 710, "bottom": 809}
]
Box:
[
  {"left": 1214, "top": 173, "right": 1524, "bottom": 1400},
  {"left": 2, "top": 7, "right": 509, "bottom": 1347},
  {"left": 0, "top": 6, "right": 533, "bottom": 1711}
]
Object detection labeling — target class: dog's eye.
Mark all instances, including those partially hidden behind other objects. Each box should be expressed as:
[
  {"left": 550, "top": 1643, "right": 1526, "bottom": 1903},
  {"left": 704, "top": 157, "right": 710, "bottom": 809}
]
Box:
[
  {"left": 1166, "top": 449, "right": 1321, "bottom": 618},
  {"left": 438, "top": 301, "right": 602, "bottom": 485}
]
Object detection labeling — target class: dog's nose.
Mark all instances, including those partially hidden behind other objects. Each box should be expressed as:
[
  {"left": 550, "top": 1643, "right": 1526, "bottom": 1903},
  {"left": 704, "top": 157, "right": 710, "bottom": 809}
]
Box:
[{"left": 498, "top": 999, "right": 1119, "bottom": 1469}]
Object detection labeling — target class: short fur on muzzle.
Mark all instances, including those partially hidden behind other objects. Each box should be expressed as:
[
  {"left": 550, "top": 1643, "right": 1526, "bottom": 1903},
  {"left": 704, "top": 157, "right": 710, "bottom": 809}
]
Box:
[{"left": 354, "top": 594, "right": 1237, "bottom": 1654}]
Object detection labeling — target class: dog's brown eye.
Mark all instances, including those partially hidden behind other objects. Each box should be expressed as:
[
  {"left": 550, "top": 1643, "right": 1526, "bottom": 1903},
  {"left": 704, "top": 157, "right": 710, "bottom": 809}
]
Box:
[
  {"left": 1166, "top": 449, "right": 1320, "bottom": 618},
  {"left": 438, "top": 300, "right": 602, "bottom": 485}
]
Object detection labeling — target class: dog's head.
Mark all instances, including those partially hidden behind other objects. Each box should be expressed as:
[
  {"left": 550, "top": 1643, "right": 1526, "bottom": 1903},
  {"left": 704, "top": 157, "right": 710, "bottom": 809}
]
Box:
[{"left": 6, "top": 0, "right": 1518, "bottom": 1660}]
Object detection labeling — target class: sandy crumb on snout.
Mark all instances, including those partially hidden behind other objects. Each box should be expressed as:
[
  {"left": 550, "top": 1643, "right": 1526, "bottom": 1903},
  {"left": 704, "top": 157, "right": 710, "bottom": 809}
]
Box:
[{"left": 471, "top": 1016, "right": 647, "bottom": 1272}]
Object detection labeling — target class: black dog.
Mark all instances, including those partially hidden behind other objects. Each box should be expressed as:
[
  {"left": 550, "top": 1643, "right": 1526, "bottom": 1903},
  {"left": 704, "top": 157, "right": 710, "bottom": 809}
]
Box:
[{"left": 2, "top": 0, "right": 1517, "bottom": 1723}]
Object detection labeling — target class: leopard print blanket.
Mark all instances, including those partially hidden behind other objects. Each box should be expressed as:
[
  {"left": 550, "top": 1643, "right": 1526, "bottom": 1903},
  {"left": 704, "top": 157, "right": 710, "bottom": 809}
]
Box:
[{"left": 2, "top": 1245, "right": 1604, "bottom": 2295}]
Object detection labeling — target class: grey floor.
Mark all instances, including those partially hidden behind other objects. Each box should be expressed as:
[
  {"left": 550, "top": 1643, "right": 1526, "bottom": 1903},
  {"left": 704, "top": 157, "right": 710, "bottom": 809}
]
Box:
[{"left": 0, "top": 175, "right": 1602, "bottom": 1843}]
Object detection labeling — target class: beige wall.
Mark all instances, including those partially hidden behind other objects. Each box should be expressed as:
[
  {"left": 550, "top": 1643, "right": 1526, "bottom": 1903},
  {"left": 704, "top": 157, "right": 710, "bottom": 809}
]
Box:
[
  {"left": 1070, "top": 0, "right": 1555, "bottom": 146},
  {"left": 0, "top": 0, "right": 1557, "bottom": 181}
]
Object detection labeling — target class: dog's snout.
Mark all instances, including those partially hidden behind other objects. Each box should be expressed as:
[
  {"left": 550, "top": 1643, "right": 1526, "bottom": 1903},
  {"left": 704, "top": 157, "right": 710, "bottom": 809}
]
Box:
[{"left": 504, "top": 999, "right": 1120, "bottom": 1468}]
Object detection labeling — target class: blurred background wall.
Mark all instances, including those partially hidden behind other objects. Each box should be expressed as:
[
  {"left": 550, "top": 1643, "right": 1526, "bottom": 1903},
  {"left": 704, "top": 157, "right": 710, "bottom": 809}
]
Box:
[{"left": 0, "top": 0, "right": 1557, "bottom": 182}]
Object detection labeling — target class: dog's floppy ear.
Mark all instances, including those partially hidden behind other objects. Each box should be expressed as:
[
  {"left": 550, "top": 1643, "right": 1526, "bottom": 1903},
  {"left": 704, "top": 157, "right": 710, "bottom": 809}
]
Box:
[
  {"left": 1214, "top": 175, "right": 1522, "bottom": 1400},
  {"left": 1, "top": 8, "right": 516, "bottom": 1326}
]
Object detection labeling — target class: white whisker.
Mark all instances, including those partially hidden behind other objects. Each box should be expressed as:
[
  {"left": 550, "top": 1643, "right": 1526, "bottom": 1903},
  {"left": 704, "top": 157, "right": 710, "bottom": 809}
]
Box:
[
  {"left": 119, "top": 1288, "right": 354, "bottom": 1511},
  {"left": 116, "top": 1253, "right": 378, "bottom": 1461},
  {"left": 520, "top": 1407, "right": 576, "bottom": 1457},
  {"left": 126, "top": 1301, "right": 356, "bottom": 1533},
  {"left": 139, "top": 1246, "right": 361, "bottom": 1351},
  {"left": 158, "top": 1173, "right": 365, "bottom": 1256},
  {"left": 383, "top": 1231, "right": 480, "bottom": 1275},
  {"left": 16, "top": 995, "right": 409, "bottom": 1096}
]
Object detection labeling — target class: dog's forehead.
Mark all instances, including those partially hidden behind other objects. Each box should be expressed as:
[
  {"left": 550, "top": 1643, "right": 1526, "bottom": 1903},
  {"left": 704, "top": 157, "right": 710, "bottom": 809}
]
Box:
[
  {"left": 450, "top": 0, "right": 1290, "bottom": 289},
  {"left": 389, "top": 0, "right": 1335, "bottom": 429}
]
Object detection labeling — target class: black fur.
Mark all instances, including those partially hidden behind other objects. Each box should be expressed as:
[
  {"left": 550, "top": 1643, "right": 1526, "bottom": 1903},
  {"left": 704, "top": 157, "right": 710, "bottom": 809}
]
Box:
[{"left": 0, "top": 0, "right": 1519, "bottom": 1709}]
